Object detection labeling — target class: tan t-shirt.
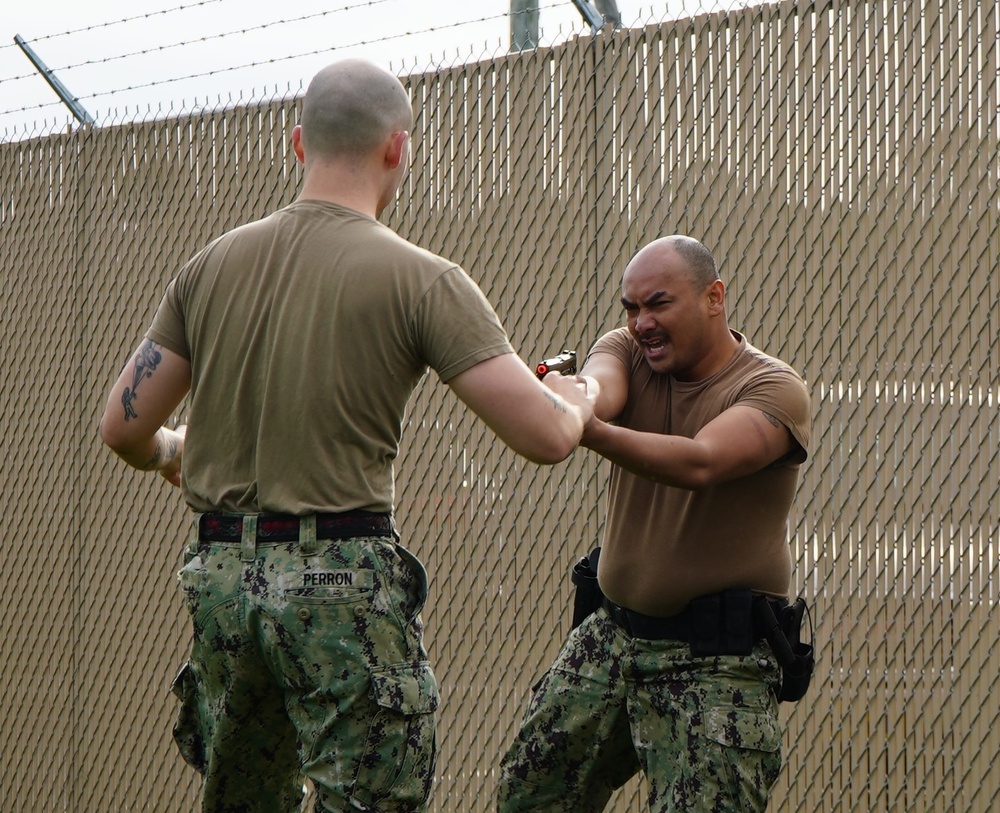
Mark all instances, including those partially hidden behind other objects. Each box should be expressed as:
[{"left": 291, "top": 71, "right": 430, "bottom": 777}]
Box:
[
  {"left": 590, "top": 328, "right": 811, "bottom": 616},
  {"left": 147, "top": 200, "right": 513, "bottom": 514}
]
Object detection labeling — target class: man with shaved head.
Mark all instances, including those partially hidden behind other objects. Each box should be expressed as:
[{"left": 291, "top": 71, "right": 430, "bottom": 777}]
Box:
[
  {"left": 499, "top": 236, "right": 812, "bottom": 812},
  {"left": 100, "top": 59, "right": 596, "bottom": 812},
  {"left": 299, "top": 59, "right": 414, "bottom": 156}
]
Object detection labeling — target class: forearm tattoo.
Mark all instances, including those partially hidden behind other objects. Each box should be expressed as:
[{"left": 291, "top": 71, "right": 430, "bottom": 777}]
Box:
[
  {"left": 544, "top": 390, "right": 570, "bottom": 414},
  {"left": 122, "top": 340, "right": 163, "bottom": 421},
  {"left": 140, "top": 429, "right": 179, "bottom": 471}
]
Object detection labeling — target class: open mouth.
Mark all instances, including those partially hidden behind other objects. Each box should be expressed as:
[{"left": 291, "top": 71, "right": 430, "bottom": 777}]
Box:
[
  {"left": 635, "top": 334, "right": 673, "bottom": 367},
  {"left": 639, "top": 335, "right": 668, "bottom": 354}
]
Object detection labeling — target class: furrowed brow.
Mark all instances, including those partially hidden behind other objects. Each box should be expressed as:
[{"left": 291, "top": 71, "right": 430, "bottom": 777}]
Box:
[{"left": 621, "top": 290, "right": 667, "bottom": 309}]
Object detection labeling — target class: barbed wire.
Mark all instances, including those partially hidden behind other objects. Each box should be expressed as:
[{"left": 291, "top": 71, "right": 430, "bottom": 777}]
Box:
[
  {"left": 0, "top": 7, "right": 553, "bottom": 118},
  {"left": 86, "top": 10, "right": 519, "bottom": 102},
  {"left": 0, "top": 0, "right": 227, "bottom": 51},
  {"left": 0, "top": 0, "right": 405, "bottom": 84}
]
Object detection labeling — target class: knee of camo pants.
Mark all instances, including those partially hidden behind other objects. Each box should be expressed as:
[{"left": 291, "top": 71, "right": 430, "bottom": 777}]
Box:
[
  {"left": 498, "top": 612, "right": 639, "bottom": 813},
  {"left": 305, "top": 661, "right": 439, "bottom": 812},
  {"left": 636, "top": 641, "right": 783, "bottom": 813},
  {"left": 170, "top": 661, "right": 205, "bottom": 773}
]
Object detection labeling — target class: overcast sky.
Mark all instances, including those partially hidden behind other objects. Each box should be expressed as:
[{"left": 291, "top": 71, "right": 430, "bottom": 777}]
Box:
[{"left": 1, "top": 0, "right": 677, "bottom": 138}]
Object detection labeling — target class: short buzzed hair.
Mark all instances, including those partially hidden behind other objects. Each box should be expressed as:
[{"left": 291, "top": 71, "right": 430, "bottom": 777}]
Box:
[
  {"left": 300, "top": 59, "right": 413, "bottom": 158},
  {"left": 662, "top": 235, "right": 719, "bottom": 289}
]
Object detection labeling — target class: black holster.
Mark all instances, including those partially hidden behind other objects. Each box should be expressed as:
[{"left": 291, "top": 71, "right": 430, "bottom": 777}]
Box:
[
  {"left": 753, "top": 595, "right": 815, "bottom": 702},
  {"left": 570, "top": 547, "right": 603, "bottom": 628}
]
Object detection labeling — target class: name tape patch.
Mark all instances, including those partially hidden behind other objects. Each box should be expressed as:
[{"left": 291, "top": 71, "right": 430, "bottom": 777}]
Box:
[{"left": 301, "top": 570, "right": 362, "bottom": 588}]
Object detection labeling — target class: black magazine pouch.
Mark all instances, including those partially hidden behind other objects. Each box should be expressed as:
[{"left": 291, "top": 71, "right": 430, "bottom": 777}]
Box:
[
  {"left": 570, "top": 547, "right": 603, "bottom": 628},
  {"left": 689, "top": 588, "right": 755, "bottom": 657}
]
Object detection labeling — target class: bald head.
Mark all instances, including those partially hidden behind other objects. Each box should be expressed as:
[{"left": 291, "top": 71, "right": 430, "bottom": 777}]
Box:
[
  {"left": 299, "top": 59, "right": 413, "bottom": 159},
  {"left": 628, "top": 235, "right": 719, "bottom": 290}
]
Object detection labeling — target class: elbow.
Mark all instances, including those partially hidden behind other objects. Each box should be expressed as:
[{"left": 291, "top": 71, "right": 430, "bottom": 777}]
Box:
[
  {"left": 520, "top": 421, "right": 583, "bottom": 465},
  {"left": 667, "top": 462, "right": 723, "bottom": 491},
  {"left": 100, "top": 422, "right": 122, "bottom": 454},
  {"left": 99, "top": 415, "right": 115, "bottom": 450},
  {"left": 675, "top": 473, "right": 712, "bottom": 491},
  {"left": 99, "top": 414, "right": 134, "bottom": 456},
  {"left": 527, "top": 440, "right": 577, "bottom": 466}
]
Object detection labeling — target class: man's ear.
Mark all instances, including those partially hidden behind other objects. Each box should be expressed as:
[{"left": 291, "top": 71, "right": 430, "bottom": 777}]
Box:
[
  {"left": 291, "top": 125, "right": 305, "bottom": 163},
  {"left": 707, "top": 279, "right": 726, "bottom": 314},
  {"left": 385, "top": 130, "right": 409, "bottom": 169}
]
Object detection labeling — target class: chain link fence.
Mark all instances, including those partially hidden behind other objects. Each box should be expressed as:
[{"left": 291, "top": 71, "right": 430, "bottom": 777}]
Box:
[{"left": 2, "top": 1, "right": 998, "bottom": 810}]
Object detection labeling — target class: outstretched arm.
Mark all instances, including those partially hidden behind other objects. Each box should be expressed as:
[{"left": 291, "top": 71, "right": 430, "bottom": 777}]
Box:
[
  {"left": 447, "top": 353, "right": 598, "bottom": 465},
  {"left": 99, "top": 339, "right": 191, "bottom": 486},
  {"left": 579, "top": 351, "right": 629, "bottom": 422}
]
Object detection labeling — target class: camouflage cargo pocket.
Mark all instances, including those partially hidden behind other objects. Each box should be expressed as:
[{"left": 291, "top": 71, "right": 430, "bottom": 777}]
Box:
[
  {"left": 170, "top": 661, "right": 206, "bottom": 773},
  {"left": 704, "top": 706, "right": 781, "bottom": 805},
  {"left": 351, "top": 662, "right": 439, "bottom": 811}
]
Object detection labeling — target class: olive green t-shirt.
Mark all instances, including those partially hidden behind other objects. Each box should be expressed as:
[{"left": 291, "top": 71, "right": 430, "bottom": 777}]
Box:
[
  {"left": 590, "top": 328, "right": 811, "bottom": 616},
  {"left": 147, "top": 200, "right": 513, "bottom": 514}
]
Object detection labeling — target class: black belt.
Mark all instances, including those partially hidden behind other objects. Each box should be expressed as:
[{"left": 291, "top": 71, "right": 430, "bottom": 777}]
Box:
[
  {"left": 199, "top": 511, "right": 392, "bottom": 543},
  {"left": 601, "top": 597, "right": 692, "bottom": 641},
  {"left": 601, "top": 594, "right": 783, "bottom": 643}
]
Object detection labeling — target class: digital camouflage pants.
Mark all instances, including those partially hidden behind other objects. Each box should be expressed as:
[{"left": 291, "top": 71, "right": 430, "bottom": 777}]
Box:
[
  {"left": 172, "top": 514, "right": 438, "bottom": 812},
  {"left": 498, "top": 608, "right": 782, "bottom": 813}
]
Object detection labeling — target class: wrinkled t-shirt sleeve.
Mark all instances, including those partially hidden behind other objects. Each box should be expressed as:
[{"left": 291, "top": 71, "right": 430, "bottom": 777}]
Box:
[
  {"left": 145, "top": 277, "right": 191, "bottom": 360},
  {"left": 738, "top": 370, "right": 811, "bottom": 459},
  {"left": 586, "top": 327, "right": 634, "bottom": 366},
  {"left": 414, "top": 265, "right": 514, "bottom": 382}
]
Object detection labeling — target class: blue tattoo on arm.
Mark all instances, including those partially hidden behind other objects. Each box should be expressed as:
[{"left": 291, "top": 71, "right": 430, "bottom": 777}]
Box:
[{"left": 121, "top": 340, "right": 162, "bottom": 421}]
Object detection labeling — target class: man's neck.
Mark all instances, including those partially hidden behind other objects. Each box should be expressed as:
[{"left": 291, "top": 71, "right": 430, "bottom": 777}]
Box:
[
  {"left": 297, "top": 163, "right": 381, "bottom": 218},
  {"left": 296, "top": 188, "right": 377, "bottom": 219},
  {"left": 674, "top": 327, "right": 741, "bottom": 382}
]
